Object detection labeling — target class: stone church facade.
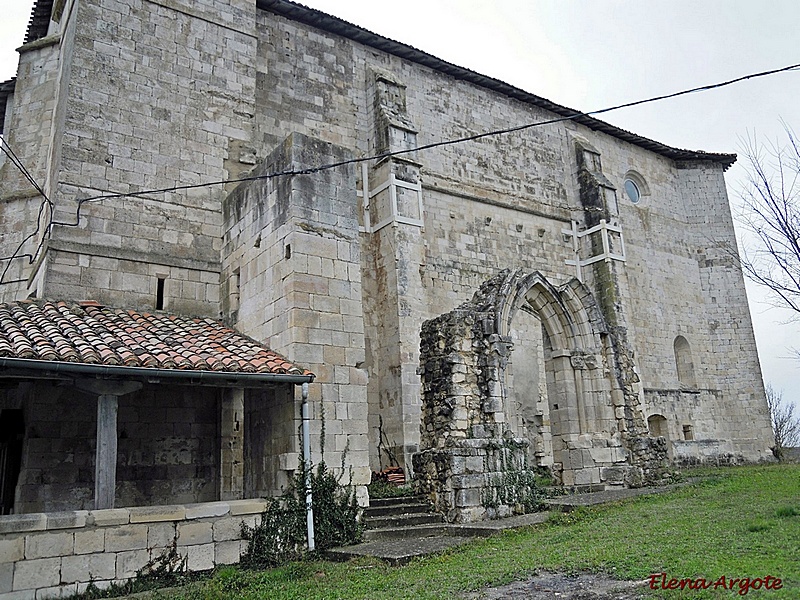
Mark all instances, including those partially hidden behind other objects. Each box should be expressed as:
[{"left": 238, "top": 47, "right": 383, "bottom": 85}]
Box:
[{"left": 0, "top": 0, "right": 774, "bottom": 519}]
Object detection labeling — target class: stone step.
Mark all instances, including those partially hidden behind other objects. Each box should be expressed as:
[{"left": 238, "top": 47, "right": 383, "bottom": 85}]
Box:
[
  {"left": 367, "top": 495, "right": 429, "bottom": 508},
  {"left": 365, "top": 511, "right": 445, "bottom": 530},
  {"left": 363, "top": 523, "right": 452, "bottom": 542},
  {"left": 326, "top": 535, "right": 475, "bottom": 566},
  {"left": 330, "top": 482, "right": 686, "bottom": 566},
  {"left": 363, "top": 501, "right": 433, "bottom": 518}
]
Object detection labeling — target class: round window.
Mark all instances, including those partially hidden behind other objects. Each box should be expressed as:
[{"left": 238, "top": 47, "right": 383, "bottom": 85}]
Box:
[{"left": 624, "top": 178, "right": 641, "bottom": 204}]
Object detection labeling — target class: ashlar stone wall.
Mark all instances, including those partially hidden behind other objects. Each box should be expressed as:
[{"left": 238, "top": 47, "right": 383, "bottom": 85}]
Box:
[{"left": 0, "top": 499, "right": 264, "bottom": 600}]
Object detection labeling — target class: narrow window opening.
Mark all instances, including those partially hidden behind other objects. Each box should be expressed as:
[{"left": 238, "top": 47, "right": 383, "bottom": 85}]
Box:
[
  {"left": 285, "top": 244, "right": 292, "bottom": 259},
  {"left": 230, "top": 269, "right": 241, "bottom": 312},
  {"left": 674, "top": 335, "right": 697, "bottom": 389},
  {"left": 156, "top": 277, "right": 166, "bottom": 310},
  {"left": 682, "top": 425, "right": 694, "bottom": 441}
]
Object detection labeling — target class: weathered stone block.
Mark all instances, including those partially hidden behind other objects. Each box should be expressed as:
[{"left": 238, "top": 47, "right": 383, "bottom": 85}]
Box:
[
  {"left": 0, "top": 561, "right": 13, "bottom": 593},
  {"left": 25, "top": 531, "right": 74, "bottom": 559},
  {"left": 46, "top": 511, "right": 88, "bottom": 530},
  {"left": 115, "top": 549, "right": 150, "bottom": 579},
  {"left": 228, "top": 500, "right": 267, "bottom": 516},
  {"left": 185, "top": 543, "right": 215, "bottom": 571},
  {"left": 185, "top": 502, "right": 230, "bottom": 520},
  {"left": 147, "top": 522, "right": 176, "bottom": 549},
  {"left": 215, "top": 540, "right": 245, "bottom": 565},
  {"left": 454, "top": 488, "right": 481, "bottom": 508},
  {"left": 13, "top": 557, "right": 61, "bottom": 590},
  {"left": 105, "top": 524, "right": 148, "bottom": 551},
  {"left": 600, "top": 466, "right": 626, "bottom": 485},
  {"left": 74, "top": 530, "right": 105, "bottom": 555},
  {"left": 62, "top": 553, "right": 117, "bottom": 583},
  {"left": 88, "top": 509, "right": 129, "bottom": 527},
  {"left": 129, "top": 506, "right": 185, "bottom": 524},
  {"left": 0, "top": 514, "right": 47, "bottom": 534},
  {"left": 35, "top": 582, "right": 78, "bottom": 598},
  {"left": 0, "top": 538, "right": 24, "bottom": 563},
  {"left": 177, "top": 522, "right": 213, "bottom": 546}
]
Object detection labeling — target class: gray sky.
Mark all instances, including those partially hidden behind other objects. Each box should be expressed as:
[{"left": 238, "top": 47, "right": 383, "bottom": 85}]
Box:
[{"left": 1, "top": 0, "right": 798, "bottom": 409}]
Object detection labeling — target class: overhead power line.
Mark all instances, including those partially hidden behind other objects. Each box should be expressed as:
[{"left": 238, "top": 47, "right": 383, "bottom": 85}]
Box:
[
  {"left": 0, "top": 61, "right": 798, "bottom": 284},
  {"left": 76, "top": 61, "right": 800, "bottom": 204}
]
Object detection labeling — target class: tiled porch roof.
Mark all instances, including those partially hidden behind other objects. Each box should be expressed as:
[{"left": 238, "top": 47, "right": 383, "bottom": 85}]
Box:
[{"left": 0, "top": 299, "right": 310, "bottom": 376}]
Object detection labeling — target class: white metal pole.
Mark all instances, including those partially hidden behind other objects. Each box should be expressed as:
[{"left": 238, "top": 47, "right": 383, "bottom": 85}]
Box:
[{"left": 301, "top": 382, "right": 315, "bottom": 551}]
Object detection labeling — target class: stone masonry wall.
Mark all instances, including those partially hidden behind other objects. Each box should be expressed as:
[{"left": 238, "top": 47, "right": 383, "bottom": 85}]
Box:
[
  {"left": 222, "top": 133, "right": 370, "bottom": 498},
  {"left": 0, "top": 499, "right": 265, "bottom": 600},
  {"left": 36, "top": 0, "right": 258, "bottom": 313}
]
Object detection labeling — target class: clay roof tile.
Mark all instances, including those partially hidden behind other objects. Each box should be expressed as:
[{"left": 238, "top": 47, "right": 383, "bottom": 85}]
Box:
[{"left": 0, "top": 300, "right": 311, "bottom": 377}]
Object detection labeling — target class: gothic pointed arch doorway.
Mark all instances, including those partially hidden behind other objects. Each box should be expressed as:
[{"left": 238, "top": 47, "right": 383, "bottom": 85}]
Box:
[
  {"left": 415, "top": 270, "right": 645, "bottom": 521},
  {"left": 496, "top": 272, "right": 618, "bottom": 486}
]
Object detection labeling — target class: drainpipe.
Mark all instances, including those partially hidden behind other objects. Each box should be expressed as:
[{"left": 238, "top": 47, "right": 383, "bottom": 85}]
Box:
[{"left": 301, "top": 382, "right": 315, "bottom": 551}]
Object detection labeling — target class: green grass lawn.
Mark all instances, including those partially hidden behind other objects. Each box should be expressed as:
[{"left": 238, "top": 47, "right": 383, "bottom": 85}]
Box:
[{"left": 145, "top": 464, "right": 798, "bottom": 600}]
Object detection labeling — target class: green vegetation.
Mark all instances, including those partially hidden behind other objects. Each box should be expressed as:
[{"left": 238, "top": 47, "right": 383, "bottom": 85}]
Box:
[
  {"left": 365, "top": 480, "right": 416, "bottom": 499},
  {"left": 139, "top": 464, "right": 798, "bottom": 599},
  {"left": 240, "top": 461, "right": 362, "bottom": 568}
]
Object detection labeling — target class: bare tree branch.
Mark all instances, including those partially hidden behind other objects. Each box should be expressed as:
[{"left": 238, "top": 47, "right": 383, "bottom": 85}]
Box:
[
  {"left": 766, "top": 384, "right": 800, "bottom": 461},
  {"left": 737, "top": 125, "right": 800, "bottom": 315}
]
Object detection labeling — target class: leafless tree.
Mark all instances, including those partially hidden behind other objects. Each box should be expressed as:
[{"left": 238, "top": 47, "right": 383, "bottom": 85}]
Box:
[
  {"left": 766, "top": 384, "right": 800, "bottom": 461},
  {"left": 737, "top": 126, "right": 800, "bottom": 315}
]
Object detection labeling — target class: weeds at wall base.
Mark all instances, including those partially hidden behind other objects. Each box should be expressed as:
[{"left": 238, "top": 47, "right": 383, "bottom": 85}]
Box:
[{"left": 240, "top": 460, "right": 362, "bottom": 569}]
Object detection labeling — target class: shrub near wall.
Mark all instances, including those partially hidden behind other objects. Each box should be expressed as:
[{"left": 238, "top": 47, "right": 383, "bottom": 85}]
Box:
[{"left": 0, "top": 499, "right": 266, "bottom": 599}]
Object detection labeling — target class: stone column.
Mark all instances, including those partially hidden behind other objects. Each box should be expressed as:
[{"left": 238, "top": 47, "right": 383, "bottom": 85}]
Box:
[{"left": 76, "top": 380, "right": 142, "bottom": 509}]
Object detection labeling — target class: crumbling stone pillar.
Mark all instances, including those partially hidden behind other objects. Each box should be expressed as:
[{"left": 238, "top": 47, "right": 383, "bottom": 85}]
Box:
[
  {"left": 362, "top": 69, "right": 427, "bottom": 474},
  {"left": 573, "top": 139, "right": 669, "bottom": 485}
]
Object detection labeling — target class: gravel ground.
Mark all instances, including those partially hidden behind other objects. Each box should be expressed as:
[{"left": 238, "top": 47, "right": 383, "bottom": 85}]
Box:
[{"left": 462, "top": 572, "right": 650, "bottom": 600}]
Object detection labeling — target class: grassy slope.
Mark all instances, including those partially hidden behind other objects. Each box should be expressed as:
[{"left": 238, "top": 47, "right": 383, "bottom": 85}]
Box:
[{"left": 149, "top": 464, "right": 799, "bottom": 600}]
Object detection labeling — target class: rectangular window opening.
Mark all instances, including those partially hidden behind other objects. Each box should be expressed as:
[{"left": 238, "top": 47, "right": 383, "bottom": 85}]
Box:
[{"left": 156, "top": 277, "right": 166, "bottom": 310}]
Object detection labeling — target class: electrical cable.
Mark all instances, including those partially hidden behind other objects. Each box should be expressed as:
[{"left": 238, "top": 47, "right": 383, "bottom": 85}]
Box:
[
  {"left": 0, "top": 61, "right": 798, "bottom": 285},
  {"left": 75, "top": 62, "right": 800, "bottom": 204}
]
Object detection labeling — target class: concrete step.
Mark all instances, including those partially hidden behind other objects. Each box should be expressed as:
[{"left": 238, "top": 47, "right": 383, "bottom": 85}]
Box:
[{"left": 363, "top": 523, "right": 452, "bottom": 542}]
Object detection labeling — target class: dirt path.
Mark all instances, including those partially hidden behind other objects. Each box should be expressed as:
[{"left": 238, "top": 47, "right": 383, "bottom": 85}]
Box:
[{"left": 462, "top": 572, "right": 650, "bottom": 599}]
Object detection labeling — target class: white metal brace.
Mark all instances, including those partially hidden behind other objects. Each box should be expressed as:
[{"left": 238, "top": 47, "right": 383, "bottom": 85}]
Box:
[
  {"left": 357, "top": 162, "right": 424, "bottom": 234},
  {"left": 562, "top": 219, "right": 626, "bottom": 281}
]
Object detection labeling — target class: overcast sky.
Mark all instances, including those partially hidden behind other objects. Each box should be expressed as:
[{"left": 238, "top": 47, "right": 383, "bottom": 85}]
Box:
[{"left": 1, "top": 1, "right": 798, "bottom": 409}]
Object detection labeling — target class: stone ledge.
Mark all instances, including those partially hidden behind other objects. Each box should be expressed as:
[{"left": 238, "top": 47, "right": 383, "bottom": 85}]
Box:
[
  {"left": 87, "top": 508, "right": 130, "bottom": 527},
  {"left": 184, "top": 502, "right": 230, "bottom": 520},
  {"left": 228, "top": 499, "right": 267, "bottom": 516},
  {"left": 46, "top": 511, "right": 89, "bottom": 530},
  {"left": 0, "top": 514, "right": 47, "bottom": 535},
  {"left": 129, "top": 505, "right": 186, "bottom": 524}
]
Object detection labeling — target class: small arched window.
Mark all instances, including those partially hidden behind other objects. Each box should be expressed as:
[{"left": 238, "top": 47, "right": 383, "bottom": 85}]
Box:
[
  {"left": 648, "top": 414, "right": 668, "bottom": 438},
  {"left": 674, "top": 335, "right": 697, "bottom": 389}
]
